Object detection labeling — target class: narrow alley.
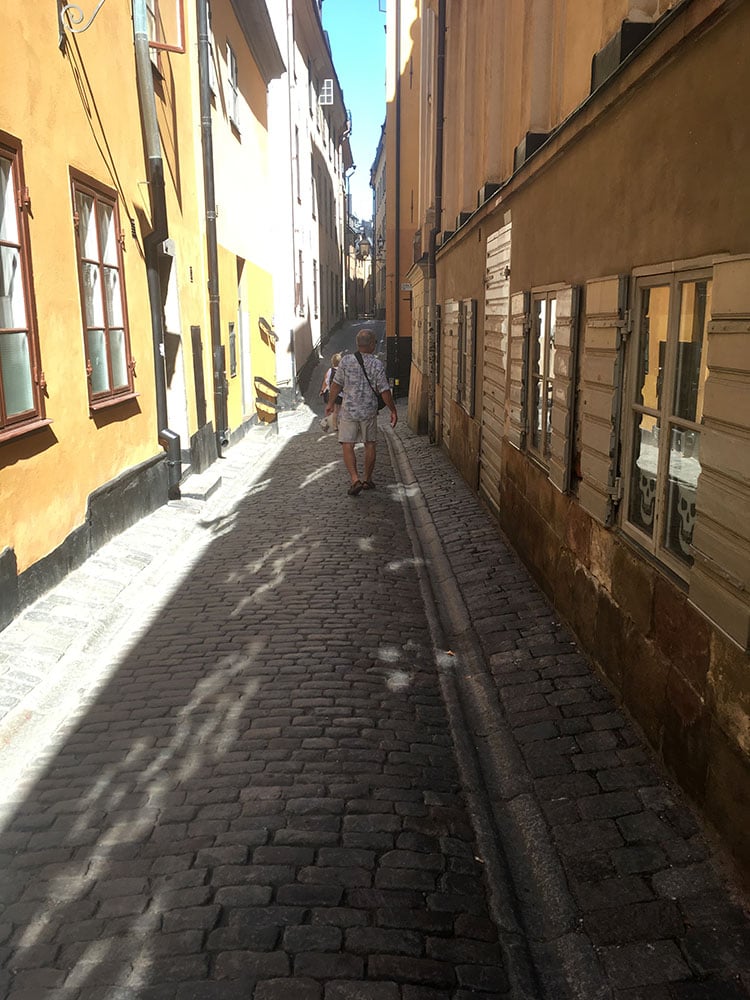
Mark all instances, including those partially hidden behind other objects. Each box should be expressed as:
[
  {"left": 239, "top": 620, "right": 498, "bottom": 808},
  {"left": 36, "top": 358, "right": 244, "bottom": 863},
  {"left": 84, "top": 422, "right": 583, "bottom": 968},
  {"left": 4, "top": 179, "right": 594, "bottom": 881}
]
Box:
[{"left": 0, "top": 323, "right": 747, "bottom": 1000}]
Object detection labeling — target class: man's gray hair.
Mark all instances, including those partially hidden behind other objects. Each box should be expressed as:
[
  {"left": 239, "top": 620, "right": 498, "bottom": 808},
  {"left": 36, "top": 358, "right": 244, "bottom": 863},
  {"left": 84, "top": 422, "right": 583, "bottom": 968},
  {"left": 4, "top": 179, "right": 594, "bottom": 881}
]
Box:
[{"left": 356, "top": 329, "right": 375, "bottom": 349}]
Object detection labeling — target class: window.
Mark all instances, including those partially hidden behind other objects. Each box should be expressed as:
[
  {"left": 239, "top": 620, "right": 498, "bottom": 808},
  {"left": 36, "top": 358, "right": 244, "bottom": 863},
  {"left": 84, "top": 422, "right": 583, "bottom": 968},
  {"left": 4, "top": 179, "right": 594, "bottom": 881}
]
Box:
[
  {"left": 228, "top": 321, "right": 237, "bottom": 377},
  {"left": 296, "top": 249, "right": 304, "bottom": 314},
  {"left": 206, "top": 1, "right": 218, "bottom": 95},
  {"left": 311, "top": 158, "right": 316, "bottom": 219},
  {"left": 71, "top": 171, "right": 135, "bottom": 408},
  {"left": 227, "top": 41, "right": 239, "bottom": 128},
  {"left": 319, "top": 79, "right": 334, "bottom": 106},
  {"left": 294, "top": 127, "right": 301, "bottom": 203},
  {"left": 624, "top": 271, "right": 711, "bottom": 572},
  {"left": 456, "top": 298, "right": 476, "bottom": 415},
  {"left": 313, "top": 259, "right": 318, "bottom": 319},
  {"left": 528, "top": 291, "right": 556, "bottom": 460},
  {"left": 0, "top": 134, "right": 45, "bottom": 439}
]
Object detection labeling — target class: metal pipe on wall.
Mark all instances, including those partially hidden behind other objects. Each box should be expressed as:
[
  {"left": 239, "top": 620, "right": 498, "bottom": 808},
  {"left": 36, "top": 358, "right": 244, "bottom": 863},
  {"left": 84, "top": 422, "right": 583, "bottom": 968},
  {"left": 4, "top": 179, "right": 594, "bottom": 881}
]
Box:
[
  {"left": 197, "top": 0, "right": 227, "bottom": 455},
  {"left": 132, "top": 0, "right": 182, "bottom": 497},
  {"left": 427, "top": 0, "right": 445, "bottom": 442}
]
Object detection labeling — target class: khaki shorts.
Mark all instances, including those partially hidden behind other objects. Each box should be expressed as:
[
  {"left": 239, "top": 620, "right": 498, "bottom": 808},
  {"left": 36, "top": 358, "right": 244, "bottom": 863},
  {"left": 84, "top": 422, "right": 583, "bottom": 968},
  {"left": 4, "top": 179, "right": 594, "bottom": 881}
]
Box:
[{"left": 338, "top": 414, "right": 379, "bottom": 443}]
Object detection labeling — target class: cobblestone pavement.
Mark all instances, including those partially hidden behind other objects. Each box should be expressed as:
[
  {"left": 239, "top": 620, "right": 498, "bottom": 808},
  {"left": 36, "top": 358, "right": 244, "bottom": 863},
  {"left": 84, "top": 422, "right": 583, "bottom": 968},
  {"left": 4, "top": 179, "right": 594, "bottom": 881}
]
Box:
[{"left": 0, "top": 322, "right": 748, "bottom": 999}]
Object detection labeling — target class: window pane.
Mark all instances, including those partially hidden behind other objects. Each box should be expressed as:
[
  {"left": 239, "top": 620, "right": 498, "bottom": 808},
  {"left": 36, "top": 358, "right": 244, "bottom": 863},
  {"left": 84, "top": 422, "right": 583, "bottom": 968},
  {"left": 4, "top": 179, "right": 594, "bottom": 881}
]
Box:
[
  {"left": 0, "top": 246, "right": 27, "bottom": 328},
  {"left": 663, "top": 426, "right": 701, "bottom": 565},
  {"left": 103, "top": 267, "right": 123, "bottom": 326},
  {"left": 530, "top": 376, "right": 542, "bottom": 450},
  {"left": 87, "top": 329, "right": 110, "bottom": 393},
  {"left": 0, "top": 331, "right": 33, "bottom": 415},
  {"left": 628, "top": 412, "right": 660, "bottom": 538},
  {"left": 0, "top": 157, "right": 19, "bottom": 243},
  {"left": 674, "top": 279, "right": 711, "bottom": 423},
  {"left": 635, "top": 285, "right": 669, "bottom": 410},
  {"left": 532, "top": 298, "right": 545, "bottom": 378},
  {"left": 82, "top": 263, "right": 104, "bottom": 327},
  {"left": 109, "top": 328, "right": 128, "bottom": 388},
  {"left": 98, "top": 202, "right": 118, "bottom": 266},
  {"left": 76, "top": 192, "right": 98, "bottom": 259}
]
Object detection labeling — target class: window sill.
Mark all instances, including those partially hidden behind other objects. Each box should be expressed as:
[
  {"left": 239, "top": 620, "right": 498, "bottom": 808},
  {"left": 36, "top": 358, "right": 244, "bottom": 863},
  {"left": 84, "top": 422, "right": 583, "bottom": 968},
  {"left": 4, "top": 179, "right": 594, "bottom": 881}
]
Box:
[
  {"left": 89, "top": 391, "right": 139, "bottom": 414},
  {"left": 0, "top": 417, "right": 53, "bottom": 444}
]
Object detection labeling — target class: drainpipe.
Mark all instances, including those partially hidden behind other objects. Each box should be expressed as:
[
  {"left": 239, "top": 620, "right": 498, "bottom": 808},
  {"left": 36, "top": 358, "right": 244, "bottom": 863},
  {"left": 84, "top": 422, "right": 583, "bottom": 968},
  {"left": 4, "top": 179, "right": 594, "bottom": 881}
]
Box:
[
  {"left": 393, "top": 0, "right": 401, "bottom": 395},
  {"left": 427, "top": 0, "right": 445, "bottom": 442},
  {"left": 133, "top": 0, "right": 182, "bottom": 497},
  {"left": 197, "top": 0, "right": 227, "bottom": 455}
]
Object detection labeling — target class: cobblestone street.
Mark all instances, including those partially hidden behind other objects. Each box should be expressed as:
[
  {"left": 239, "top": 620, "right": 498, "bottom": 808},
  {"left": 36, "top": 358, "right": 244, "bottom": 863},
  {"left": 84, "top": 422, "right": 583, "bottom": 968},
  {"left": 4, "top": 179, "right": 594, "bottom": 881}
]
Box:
[{"left": 0, "top": 324, "right": 748, "bottom": 1000}]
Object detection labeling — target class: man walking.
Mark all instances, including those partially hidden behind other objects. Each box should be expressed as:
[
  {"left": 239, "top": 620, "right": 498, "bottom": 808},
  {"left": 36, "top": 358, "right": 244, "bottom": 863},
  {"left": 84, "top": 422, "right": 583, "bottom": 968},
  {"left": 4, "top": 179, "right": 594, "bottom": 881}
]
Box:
[{"left": 324, "top": 329, "right": 397, "bottom": 495}]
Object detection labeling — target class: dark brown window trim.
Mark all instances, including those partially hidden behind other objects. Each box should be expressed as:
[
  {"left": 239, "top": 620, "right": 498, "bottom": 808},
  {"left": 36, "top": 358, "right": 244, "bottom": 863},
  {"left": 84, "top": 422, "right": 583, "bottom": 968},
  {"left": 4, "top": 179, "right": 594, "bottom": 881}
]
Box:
[
  {"left": 0, "top": 131, "right": 45, "bottom": 433},
  {"left": 70, "top": 168, "right": 135, "bottom": 408},
  {"left": 0, "top": 418, "right": 53, "bottom": 444},
  {"left": 89, "top": 391, "right": 139, "bottom": 414}
]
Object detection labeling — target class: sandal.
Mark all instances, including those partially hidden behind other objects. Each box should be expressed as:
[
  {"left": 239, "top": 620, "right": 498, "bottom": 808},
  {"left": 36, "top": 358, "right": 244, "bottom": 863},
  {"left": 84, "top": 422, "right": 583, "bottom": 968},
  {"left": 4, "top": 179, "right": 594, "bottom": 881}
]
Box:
[
  {"left": 361, "top": 480, "right": 376, "bottom": 490},
  {"left": 347, "top": 480, "right": 363, "bottom": 496}
]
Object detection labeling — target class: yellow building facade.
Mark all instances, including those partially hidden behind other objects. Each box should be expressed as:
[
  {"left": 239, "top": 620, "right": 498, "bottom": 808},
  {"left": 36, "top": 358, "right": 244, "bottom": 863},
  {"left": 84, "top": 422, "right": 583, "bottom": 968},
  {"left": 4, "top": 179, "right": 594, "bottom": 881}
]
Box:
[
  {"left": 393, "top": 0, "right": 750, "bottom": 878},
  {"left": 0, "top": 0, "right": 287, "bottom": 625}
]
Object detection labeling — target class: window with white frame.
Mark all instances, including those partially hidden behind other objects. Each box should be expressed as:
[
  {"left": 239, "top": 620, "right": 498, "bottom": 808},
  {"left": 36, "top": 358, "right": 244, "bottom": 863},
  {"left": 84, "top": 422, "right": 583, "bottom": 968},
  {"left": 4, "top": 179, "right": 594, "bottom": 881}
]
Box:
[
  {"left": 71, "top": 171, "right": 135, "bottom": 407},
  {"left": 624, "top": 270, "right": 711, "bottom": 572},
  {"left": 528, "top": 290, "right": 556, "bottom": 460},
  {"left": 206, "top": 1, "right": 217, "bottom": 95},
  {"left": 227, "top": 41, "right": 239, "bottom": 128},
  {"left": 0, "top": 133, "right": 45, "bottom": 438}
]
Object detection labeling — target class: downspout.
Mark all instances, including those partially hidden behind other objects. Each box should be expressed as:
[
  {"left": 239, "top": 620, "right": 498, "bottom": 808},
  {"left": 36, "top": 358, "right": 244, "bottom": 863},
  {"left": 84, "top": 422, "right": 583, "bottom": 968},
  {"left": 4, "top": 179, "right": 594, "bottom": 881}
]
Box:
[
  {"left": 427, "top": 0, "right": 445, "bottom": 442},
  {"left": 197, "top": 0, "right": 227, "bottom": 455},
  {"left": 133, "top": 0, "right": 182, "bottom": 497},
  {"left": 393, "top": 0, "right": 401, "bottom": 394}
]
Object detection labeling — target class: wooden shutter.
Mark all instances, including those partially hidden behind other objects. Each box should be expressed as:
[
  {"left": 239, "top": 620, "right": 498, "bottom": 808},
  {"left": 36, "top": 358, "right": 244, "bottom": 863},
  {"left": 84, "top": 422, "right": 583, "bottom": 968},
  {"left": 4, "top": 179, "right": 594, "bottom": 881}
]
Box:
[
  {"left": 442, "top": 298, "right": 460, "bottom": 446},
  {"left": 507, "top": 290, "right": 531, "bottom": 450},
  {"left": 689, "top": 256, "right": 750, "bottom": 648},
  {"left": 578, "top": 275, "right": 628, "bottom": 525},
  {"left": 548, "top": 285, "right": 581, "bottom": 494},
  {"left": 480, "top": 223, "right": 511, "bottom": 512}
]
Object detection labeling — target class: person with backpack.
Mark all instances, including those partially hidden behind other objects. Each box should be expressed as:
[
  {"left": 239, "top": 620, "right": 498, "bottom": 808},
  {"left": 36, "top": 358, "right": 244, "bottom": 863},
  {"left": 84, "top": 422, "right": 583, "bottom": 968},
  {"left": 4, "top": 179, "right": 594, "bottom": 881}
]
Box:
[
  {"left": 324, "top": 330, "right": 397, "bottom": 495},
  {"left": 319, "top": 352, "right": 342, "bottom": 431}
]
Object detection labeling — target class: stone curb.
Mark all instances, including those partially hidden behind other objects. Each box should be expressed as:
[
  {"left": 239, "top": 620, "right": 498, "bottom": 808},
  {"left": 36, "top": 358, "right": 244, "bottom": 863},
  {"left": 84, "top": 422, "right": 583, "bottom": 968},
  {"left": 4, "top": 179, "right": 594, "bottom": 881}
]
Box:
[{"left": 386, "top": 425, "right": 613, "bottom": 1000}]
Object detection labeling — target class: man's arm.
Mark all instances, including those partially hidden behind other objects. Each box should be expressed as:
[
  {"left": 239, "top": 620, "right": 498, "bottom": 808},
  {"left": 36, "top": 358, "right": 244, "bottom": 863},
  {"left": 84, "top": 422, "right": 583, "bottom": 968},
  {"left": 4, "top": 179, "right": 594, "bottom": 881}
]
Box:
[
  {"left": 381, "top": 388, "right": 398, "bottom": 428},
  {"left": 325, "top": 381, "right": 343, "bottom": 416}
]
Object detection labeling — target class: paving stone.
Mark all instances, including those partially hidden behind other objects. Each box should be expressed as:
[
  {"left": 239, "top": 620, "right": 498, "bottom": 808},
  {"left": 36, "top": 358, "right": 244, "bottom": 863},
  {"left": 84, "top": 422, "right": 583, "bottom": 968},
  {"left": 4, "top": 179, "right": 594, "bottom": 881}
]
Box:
[
  {"left": 324, "top": 983, "right": 399, "bottom": 1000},
  {"left": 1, "top": 386, "right": 748, "bottom": 1000},
  {"left": 600, "top": 940, "right": 691, "bottom": 986},
  {"left": 255, "top": 979, "right": 322, "bottom": 1000}
]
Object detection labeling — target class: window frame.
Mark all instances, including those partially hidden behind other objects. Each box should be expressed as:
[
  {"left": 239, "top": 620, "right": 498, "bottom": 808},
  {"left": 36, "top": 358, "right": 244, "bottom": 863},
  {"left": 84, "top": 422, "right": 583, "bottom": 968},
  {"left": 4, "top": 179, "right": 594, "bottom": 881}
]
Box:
[
  {"left": 226, "top": 39, "right": 240, "bottom": 130},
  {"left": 0, "top": 131, "right": 47, "bottom": 442},
  {"left": 456, "top": 297, "right": 476, "bottom": 416},
  {"left": 526, "top": 288, "right": 557, "bottom": 464},
  {"left": 621, "top": 266, "right": 712, "bottom": 580},
  {"left": 70, "top": 169, "right": 136, "bottom": 412}
]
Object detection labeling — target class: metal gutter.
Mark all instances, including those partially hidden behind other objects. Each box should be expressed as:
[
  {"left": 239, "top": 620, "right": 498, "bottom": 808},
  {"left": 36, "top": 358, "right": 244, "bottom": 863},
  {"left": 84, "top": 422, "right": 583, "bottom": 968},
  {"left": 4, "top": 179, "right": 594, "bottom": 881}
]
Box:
[{"left": 132, "top": 0, "right": 182, "bottom": 497}]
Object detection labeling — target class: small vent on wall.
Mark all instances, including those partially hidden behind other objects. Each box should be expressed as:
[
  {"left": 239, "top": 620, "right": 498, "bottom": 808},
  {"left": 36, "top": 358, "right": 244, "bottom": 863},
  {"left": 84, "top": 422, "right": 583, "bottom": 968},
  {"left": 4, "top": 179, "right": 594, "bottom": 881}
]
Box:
[
  {"left": 513, "top": 131, "right": 550, "bottom": 172},
  {"left": 590, "top": 19, "right": 655, "bottom": 92}
]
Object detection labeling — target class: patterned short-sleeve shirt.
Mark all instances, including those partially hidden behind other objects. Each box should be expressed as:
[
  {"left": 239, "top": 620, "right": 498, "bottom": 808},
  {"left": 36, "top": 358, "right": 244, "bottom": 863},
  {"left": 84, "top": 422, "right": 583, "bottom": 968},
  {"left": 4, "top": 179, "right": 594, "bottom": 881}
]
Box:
[{"left": 334, "top": 351, "right": 389, "bottom": 421}]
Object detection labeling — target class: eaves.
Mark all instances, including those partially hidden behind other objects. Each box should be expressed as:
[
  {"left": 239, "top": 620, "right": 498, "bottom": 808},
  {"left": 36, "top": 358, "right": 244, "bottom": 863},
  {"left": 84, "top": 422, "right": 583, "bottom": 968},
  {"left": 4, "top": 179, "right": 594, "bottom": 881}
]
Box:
[
  {"left": 436, "top": 0, "right": 733, "bottom": 260},
  {"left": 231, "top": 0, "right": 286, "bottom": 84}
]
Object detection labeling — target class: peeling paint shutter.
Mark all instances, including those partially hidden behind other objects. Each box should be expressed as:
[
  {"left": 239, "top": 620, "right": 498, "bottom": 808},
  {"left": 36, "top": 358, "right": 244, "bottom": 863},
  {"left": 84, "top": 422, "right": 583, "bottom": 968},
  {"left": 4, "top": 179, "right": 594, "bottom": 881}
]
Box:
[
  {"left": 508, "top": 290, "right": 531, "bottom": 450},
  {"left": 460, "top": 298, "right": 477, "bottom": 417},
  {"left": 480, "top": 223, "right": 511, "bottom": 511},
  {"left": 442, "top": 298, "right": 460, "bottom": 446},
  {"left": 578, "top": 275, "right": 628, "bottom": 525},
  {"left": 689, "top": 256, "right": 750, "bottom": 648},
  {"left": 548, "top": 285, "right": 581, "bottom": 494}
]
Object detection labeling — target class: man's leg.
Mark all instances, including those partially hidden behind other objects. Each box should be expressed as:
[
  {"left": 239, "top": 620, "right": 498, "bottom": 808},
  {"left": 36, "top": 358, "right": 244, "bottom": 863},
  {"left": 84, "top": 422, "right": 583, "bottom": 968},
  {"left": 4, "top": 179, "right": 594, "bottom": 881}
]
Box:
[
  {"left": 363, "top": 441, "right": 377, "bottom": 483},
  {"left": 341, "top": 442, "right": 360, "bottom": 485}
]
